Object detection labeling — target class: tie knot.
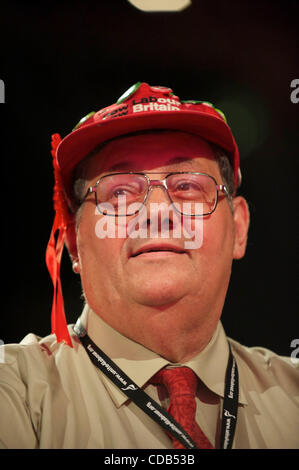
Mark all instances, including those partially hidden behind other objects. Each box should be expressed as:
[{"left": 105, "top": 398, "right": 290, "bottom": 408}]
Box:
[{"left": 151, "top": 366, "right": 198, "bottom": 398}]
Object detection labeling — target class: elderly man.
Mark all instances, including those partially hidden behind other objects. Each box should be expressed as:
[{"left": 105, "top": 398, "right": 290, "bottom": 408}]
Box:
[{"left": 0, "top": 83, "right": 298, "bottom": 449}]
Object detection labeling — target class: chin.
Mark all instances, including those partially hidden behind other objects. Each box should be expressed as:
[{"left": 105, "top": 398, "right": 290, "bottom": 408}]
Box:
[
  {"left": 131, "top": 283, "right": 187, "bottom": 307},
  {"left": 137, "top": 296, "right": 179, "bottom": 308}
]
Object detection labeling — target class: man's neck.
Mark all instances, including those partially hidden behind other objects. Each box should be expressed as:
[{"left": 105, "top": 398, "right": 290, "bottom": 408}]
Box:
[{"left": 88, "top": 301, "right": 221, "bottom": 363}]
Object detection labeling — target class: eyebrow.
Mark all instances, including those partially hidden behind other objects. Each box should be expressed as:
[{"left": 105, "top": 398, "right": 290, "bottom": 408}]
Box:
[
  {"left": 166, "top": 156, "right": 195, "bottom": 166},
  {"left": 106, "top": 156, "right": 195, "bottom": 172},
  {"left": 107, "top": 161, "right": 135, "bottom": 172}
]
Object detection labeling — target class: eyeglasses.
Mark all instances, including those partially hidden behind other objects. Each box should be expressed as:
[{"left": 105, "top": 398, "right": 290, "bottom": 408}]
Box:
[{"left": 82, "top": 172, "right": 228, "bottom": 217}]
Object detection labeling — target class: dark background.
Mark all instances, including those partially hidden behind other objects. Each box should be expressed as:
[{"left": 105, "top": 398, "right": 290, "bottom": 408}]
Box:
[{"left": 0, "top": 0, "right": 298, "bottom": 355}]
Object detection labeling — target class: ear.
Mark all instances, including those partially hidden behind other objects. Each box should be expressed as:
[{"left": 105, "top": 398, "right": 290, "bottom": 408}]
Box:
[
  {"left": 232, "top": 196, "right": 250, "bottom": 260},
  {"left": 65, "top": 217, "right": 81, "bottom": 273}
]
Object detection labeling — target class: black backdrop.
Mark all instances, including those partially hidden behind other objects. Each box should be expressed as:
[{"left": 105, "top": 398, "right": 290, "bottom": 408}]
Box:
[{"left": 1, "top": 0, "right": 298, "bottom": 355}]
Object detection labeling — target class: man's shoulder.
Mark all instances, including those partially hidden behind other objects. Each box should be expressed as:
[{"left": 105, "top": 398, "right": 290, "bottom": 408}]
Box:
[
  {"left": 3, "top": 325, "right": 76, "bottom": 355},
  {"left": 227, "top": 336, "right": 299, "bottom": 384},
  {"left": 0, "top": 326, "right": 78, "bottom": 386}
]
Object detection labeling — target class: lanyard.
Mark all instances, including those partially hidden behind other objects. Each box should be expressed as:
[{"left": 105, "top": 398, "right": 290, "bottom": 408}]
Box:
[{"left": 73, "top": 318, "right": 239, "bottom": 449}]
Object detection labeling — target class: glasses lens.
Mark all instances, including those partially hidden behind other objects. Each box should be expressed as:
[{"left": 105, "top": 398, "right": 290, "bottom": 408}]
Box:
[
  {"left": 97, "top": 174, "right": 147, "bottom": 215},
  {"left": 167, "top": 173, "right": 217, "bottom": 215}
]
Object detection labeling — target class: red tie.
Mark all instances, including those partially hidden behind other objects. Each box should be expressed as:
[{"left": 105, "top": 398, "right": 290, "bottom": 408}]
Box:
[{"left": 150, "top": 367, "right": 214, "bottom": 449}]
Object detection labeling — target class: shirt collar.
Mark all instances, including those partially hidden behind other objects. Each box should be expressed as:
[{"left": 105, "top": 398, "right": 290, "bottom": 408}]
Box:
[{"left": 80, "top": 305, "right": 247, "bottom": 407}]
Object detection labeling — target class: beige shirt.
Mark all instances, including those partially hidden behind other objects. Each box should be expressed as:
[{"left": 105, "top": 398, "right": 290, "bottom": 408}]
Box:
[{"left": 0, "top": 305, "right": 298, "bottom": 449}]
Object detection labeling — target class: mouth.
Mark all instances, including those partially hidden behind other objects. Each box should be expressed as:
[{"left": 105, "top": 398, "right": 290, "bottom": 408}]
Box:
[{"left": 130, "top": 244, "right": 186, "bottom": 258}]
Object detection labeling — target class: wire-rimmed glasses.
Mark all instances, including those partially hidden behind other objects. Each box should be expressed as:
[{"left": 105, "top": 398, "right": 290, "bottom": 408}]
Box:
[{"left": 82, "top": 171, "right": 228, "bottom": 217}]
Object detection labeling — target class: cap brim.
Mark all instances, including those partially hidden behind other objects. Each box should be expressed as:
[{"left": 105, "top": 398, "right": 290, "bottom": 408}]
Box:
[{"left": 57, "top": 110, "right": 239, "bottom": 202}]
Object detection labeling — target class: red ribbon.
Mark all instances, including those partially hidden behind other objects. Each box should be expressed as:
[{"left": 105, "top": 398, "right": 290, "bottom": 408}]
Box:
[{"left": 45, "top": 133, "right": 73, "bottom": 347}]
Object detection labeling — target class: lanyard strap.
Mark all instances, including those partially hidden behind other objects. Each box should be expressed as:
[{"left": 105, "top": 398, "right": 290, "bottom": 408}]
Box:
[{"left": 73, "top": 318, "right": 239, "bottom": 449}]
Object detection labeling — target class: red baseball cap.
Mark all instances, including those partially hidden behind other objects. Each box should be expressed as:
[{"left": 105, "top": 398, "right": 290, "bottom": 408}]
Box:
[
  {"left": 47, "top": 82, "right": 242, "bottom": 347},
  {"left": 56, "top": 82, "right": 241, "bottom": 207}
]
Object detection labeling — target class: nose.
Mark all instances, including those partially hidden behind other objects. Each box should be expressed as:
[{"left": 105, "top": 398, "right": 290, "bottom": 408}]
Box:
[
  {"left": 146, "top": 180, "right": 171, "bottom": 204},
  {"left": 141, "top": 180, "right": 179, "bottom": 234}
]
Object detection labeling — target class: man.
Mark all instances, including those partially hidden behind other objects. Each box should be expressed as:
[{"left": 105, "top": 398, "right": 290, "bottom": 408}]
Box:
[{"left": 0, "top": 82, "right": 298, "bottom": 449}]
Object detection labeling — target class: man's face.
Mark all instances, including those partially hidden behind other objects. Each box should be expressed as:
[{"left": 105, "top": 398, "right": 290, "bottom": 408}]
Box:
[{"left": 75, "top": 131, "right": 249, "bottom": 356}]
